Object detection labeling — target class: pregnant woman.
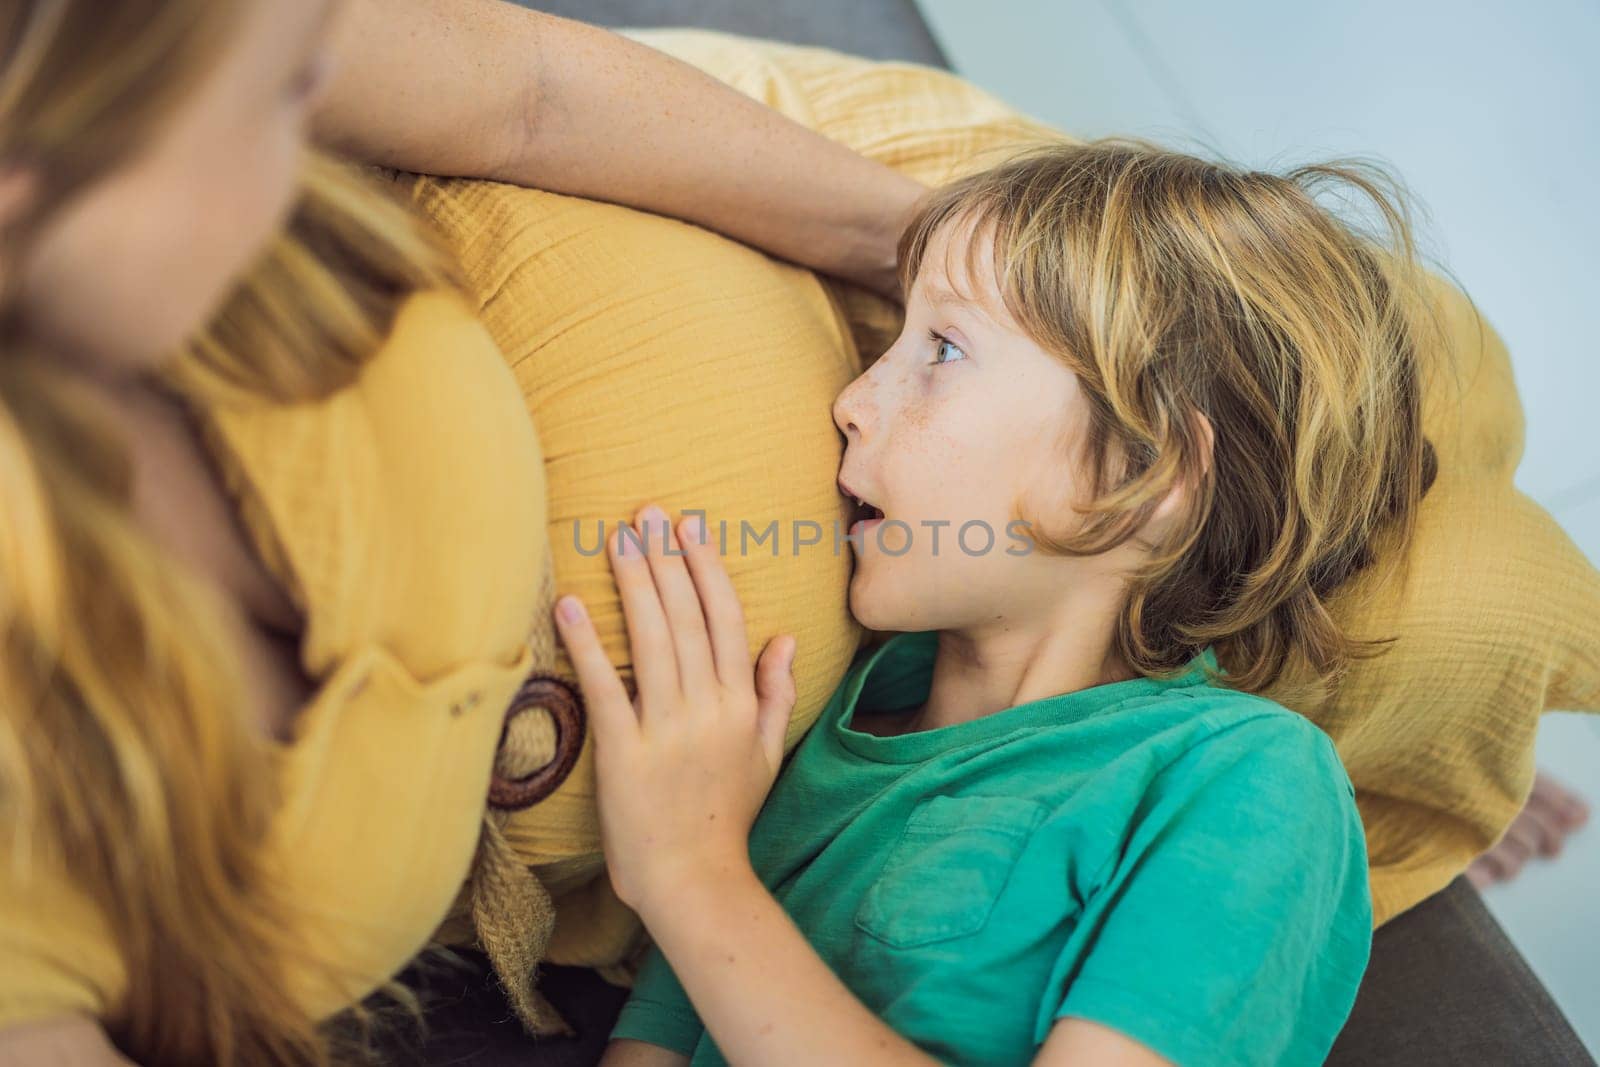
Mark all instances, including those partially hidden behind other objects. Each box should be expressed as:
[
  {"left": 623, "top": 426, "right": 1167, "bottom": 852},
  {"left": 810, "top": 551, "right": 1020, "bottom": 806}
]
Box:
[{"left": 0, "top": 1, "right": 918, "bottom": 1062}]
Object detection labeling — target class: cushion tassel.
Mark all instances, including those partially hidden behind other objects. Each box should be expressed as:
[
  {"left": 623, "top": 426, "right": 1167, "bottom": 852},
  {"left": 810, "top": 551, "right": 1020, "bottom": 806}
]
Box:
[{"left": 468, "top": 815, "right": 575, "bottom": 1038}]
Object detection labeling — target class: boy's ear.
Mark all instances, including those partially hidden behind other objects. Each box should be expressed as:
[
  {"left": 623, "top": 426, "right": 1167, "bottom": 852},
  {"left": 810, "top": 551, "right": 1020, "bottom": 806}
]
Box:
[
  {"left": 1192, "top": 408, "right": 1216, "bottom": 482},
  {"left": 1149, "top": 408, "right": 1216, "bottom": 528}
]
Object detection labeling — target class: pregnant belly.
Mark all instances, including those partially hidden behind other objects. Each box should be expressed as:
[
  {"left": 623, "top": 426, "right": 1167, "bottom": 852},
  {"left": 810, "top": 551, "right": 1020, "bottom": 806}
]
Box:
[{"left": 400, "top": 171, "right": 871, "bottom": 968}]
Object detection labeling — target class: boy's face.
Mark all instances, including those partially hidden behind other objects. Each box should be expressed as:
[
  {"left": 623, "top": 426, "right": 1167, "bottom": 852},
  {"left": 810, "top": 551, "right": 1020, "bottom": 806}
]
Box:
[{"left": 831, "top": 216, "right": 1119, "bottom": 635}]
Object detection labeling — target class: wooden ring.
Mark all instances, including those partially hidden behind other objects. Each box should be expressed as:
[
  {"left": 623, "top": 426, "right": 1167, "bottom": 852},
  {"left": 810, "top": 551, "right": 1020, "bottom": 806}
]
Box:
[{"left": 488, "top": 672, "right": 586, "bottom": 811}]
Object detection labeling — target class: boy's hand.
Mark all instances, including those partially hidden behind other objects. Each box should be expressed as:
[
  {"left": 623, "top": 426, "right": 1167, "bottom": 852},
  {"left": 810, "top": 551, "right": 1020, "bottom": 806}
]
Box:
[{"left": 553, "top": 503, "right": 798, "bottom": 913}]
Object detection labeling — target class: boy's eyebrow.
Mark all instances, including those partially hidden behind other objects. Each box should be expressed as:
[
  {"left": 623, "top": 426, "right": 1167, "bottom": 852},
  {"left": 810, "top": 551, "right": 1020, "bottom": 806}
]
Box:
[
  {"left": 923, "top": 282, "right": 970, "bottom": 306},
  {"left": 923, "top": 281, "right": 1000, "bottom": 329}
]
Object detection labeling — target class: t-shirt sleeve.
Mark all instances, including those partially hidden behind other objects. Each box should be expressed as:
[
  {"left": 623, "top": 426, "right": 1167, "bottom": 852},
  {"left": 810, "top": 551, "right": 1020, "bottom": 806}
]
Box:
[
  {"left": 1050, "top": 713, "right": 1372, "bottom": 1067},
  {"left": 607, "top": 938, "right": 706, "bottom": 1056}
]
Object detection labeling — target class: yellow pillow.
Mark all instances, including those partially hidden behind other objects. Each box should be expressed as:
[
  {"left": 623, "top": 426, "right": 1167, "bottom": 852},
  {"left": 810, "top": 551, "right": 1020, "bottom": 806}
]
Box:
[
  {"left": 397, "top": 173, "right": 865, "bottom": 969},
  {"left": 626, "top": 28, "right": 1600, "bottom": 926}
]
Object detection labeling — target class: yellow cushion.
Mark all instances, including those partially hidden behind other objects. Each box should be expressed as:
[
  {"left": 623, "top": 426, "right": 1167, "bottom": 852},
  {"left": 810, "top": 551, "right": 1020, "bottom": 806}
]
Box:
[
  {"left": 397, "top": 175, "right": 865, "bottom": 966},
  {"left": 626, "top": 28, "right": 1600, "bottom": 926}
]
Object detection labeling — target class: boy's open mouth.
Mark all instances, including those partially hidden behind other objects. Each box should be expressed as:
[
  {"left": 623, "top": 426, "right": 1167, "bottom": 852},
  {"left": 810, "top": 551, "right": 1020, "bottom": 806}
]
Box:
[{"left": 839, "top": 477, "right": 885, "bottom": 535}]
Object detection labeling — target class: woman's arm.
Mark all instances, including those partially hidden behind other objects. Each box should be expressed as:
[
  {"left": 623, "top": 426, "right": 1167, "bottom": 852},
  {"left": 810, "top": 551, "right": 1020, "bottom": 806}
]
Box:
[
  {"left": 314, "top": 0, "right": 925, "bottom": 298},
  {"left": 0, "top": 1016, "right": 136, "bottom": 1066}
]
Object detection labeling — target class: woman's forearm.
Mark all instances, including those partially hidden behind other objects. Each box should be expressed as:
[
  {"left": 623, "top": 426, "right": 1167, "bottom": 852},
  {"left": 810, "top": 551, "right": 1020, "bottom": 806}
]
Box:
[
  {"left": 315, "top": 0, "right": 926, "bottom": 296},
  {"left": 636, "top": 860, "right": 937, "bottom": 1067},
  {"left": 0, "top": 1016, "right": 138, "bottom": 1066}
]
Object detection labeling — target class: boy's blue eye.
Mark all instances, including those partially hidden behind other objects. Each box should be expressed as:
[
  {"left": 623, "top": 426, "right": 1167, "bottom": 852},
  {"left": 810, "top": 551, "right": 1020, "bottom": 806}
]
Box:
[{"left": 927, "top": 329, "right": 967, "bottom": 365}]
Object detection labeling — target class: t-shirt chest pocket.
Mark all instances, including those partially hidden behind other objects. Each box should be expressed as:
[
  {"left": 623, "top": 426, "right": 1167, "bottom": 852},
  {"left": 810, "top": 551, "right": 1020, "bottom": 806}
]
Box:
[{"left": 854, "top": 793, "right": 1049, "bottom": 949}]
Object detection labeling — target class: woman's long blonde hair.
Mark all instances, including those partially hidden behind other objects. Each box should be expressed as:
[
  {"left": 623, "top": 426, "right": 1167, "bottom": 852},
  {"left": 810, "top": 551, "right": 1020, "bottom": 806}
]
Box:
[
  {"left": 901, "top": 139, "right": 1447, "bottom": 696},
  {"left": 1, "top": 2, "right": 449, "bottom": 1062}
]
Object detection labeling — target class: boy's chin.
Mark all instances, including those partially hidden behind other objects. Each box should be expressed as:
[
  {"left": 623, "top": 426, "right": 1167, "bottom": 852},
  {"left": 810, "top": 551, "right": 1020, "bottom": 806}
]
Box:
[
  {"left": 846, "top": 577, "right": 888, "bottom": 631},
  {"left": 847, "top": 576, "right": 917, "bottom": 634}
]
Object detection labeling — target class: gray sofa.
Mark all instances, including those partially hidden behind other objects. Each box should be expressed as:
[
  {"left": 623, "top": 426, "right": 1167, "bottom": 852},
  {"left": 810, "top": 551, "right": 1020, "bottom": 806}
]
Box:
[{"left": 375, "top": 2, "right": 1594, "bottom": 1063}]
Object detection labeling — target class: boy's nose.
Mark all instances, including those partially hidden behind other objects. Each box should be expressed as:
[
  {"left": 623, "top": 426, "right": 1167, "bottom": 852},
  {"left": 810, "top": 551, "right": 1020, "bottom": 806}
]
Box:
[{"left": 832, "top": 373, "right": 876, "bottom": 440}]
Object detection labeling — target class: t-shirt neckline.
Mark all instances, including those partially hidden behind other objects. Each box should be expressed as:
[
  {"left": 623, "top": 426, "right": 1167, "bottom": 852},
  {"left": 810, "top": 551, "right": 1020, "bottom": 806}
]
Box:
[{"left": 831, "top": 630, "right": 1222, "bottom": 763}]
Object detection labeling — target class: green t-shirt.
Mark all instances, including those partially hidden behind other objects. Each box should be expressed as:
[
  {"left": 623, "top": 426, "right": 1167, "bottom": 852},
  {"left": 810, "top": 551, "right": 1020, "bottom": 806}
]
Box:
[{"left": 609, "top": 631, "right": 1372, "bottom": 1066}]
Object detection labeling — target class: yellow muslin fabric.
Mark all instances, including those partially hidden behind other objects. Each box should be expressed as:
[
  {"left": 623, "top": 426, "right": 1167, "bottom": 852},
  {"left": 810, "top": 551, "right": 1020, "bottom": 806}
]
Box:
[{"left": 623, "top": 28, "right": 1600, "bottom": 926}]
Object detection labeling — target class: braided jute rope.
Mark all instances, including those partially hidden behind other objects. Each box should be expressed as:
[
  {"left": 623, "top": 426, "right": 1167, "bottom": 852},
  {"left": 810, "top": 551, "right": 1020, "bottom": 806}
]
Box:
[{"left": 467, "top": 550, "right": 574, "bottom": 1038}]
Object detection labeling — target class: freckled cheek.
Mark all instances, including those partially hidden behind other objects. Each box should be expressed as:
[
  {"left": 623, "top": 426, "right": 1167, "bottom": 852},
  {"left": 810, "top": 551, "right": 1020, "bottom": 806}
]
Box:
[
  {"left": 883, "top": 410, "right": 998, "bottom": 529},
  {"left": 882, "top": 407, "right": 943, "bottom": 491}
]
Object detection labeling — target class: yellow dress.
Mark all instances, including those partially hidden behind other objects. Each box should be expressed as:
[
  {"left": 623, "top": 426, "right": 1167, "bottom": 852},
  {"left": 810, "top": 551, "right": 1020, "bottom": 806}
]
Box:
[{"left": 0, "top": 290, "right": 548, "bottom": 1025}]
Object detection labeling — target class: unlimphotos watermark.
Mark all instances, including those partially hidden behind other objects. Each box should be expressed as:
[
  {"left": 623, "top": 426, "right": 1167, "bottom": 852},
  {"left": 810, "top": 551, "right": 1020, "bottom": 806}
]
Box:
[{"left": 572, "top": 511, "right": 1038, "bottom": 558}]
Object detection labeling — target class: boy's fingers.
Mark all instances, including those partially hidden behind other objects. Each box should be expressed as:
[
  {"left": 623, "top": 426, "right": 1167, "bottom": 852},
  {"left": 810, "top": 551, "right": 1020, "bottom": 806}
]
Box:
[
  {"left": 754, "top": 635, "right": 798, "bottom": 761},
  {"left": 677, "top": 513, "right": 753, "bottom": 685},
  {"left": 634, "top": 504, "right": 717, "bottom": 698},
  {"left": 610, "top": 519, "right": 678, "bottom": 707},
  {"left": 553, "top": 595, "right": 634, "bottom": 736}
]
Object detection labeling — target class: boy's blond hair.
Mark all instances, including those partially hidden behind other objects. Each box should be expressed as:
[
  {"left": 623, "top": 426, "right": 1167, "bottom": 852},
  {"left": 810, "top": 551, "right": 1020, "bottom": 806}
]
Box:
[{"left": 901, "top": 139, "right": 1444, "bottom": 696}]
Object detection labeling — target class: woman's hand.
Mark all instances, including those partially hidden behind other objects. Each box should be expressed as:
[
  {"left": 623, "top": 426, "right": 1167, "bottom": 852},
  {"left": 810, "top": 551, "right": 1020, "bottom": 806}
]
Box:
[{"left": 553, "top": 504, "right": 798, "bottom": 914}]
